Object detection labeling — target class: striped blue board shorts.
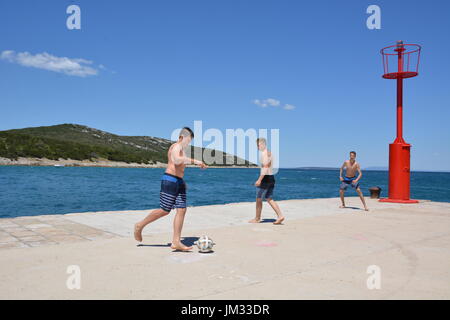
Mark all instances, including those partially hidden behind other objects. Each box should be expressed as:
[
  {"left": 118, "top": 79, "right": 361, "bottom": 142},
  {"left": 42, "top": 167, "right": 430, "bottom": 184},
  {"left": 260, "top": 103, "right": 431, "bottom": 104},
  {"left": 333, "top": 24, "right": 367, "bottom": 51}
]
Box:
[
  {"left": 256, "top": 185, "right": 274, "bottom": 200},
  {"left": 340, "top": 176, "right": 360, "bottom": 191},
  {"left": 159, "top": 173, "right": 187, "bottom": 212}
]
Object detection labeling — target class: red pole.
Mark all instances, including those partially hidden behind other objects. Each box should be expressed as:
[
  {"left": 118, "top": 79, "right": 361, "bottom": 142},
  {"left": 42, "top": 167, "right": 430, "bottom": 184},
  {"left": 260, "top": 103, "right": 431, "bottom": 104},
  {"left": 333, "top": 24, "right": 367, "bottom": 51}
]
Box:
[{"left": 396, "top": 46, "right": 404, "bottom": 143}]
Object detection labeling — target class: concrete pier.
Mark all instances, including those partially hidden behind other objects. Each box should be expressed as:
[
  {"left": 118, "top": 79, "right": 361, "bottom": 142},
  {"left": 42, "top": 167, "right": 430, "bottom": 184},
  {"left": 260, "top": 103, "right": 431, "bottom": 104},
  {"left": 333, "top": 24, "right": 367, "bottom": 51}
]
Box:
[{"left": 0, "top": 197, "right": 449, "bottom": 299}]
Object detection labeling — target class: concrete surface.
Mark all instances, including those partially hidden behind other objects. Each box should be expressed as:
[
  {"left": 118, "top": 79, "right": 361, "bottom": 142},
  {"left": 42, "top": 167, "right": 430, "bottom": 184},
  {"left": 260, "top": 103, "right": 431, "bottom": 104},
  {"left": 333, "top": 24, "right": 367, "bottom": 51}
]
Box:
[{"left": 0, "top": 197, "right": 449, "bottom": 299}]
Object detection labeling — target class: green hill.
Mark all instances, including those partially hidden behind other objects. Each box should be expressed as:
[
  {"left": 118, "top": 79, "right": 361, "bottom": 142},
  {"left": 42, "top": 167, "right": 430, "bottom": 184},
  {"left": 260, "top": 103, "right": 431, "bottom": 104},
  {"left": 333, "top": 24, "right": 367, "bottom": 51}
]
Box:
[{"left": 0, "top": 124, "right": 255, "bottom": 166}]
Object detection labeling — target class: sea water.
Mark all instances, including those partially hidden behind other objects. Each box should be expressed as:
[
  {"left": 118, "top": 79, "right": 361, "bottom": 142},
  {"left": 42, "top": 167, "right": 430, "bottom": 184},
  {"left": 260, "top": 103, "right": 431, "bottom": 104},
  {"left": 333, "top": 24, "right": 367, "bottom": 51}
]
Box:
[{"left": 0, "top": 166, "right": 449, "bottom": 218}]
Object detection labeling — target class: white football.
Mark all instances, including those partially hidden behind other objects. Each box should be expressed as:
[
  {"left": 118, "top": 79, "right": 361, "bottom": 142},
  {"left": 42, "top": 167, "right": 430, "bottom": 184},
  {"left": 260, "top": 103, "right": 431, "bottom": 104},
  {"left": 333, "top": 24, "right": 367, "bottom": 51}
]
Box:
[{"left": 194, "top": 235, "right": 215, "bottom": 253}]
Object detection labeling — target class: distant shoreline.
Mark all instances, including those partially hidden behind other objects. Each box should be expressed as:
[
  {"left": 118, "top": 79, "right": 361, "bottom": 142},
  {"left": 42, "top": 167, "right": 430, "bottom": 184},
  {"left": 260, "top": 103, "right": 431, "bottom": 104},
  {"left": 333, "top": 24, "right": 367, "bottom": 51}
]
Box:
[
  {"left": 0, "top": 157, "right": 257, "bottom": 169},
  {"left": 286, "top": 167, "right": 450, "bottom": 173},
  {"left": 1, "top": 158, "right": 448, "bottom": 173}
]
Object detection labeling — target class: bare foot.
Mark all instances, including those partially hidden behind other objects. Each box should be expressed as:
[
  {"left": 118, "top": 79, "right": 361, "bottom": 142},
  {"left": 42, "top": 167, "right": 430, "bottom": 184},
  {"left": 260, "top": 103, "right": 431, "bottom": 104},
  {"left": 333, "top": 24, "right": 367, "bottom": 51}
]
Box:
[
  {"left": 273, "top": 216, "right": 285, "bottom": 225},
  {"left": 170, "top": 243, "right": 193, "bottom": 252},
  {"left": 248, "top": 218, "right": 261, "bottom": 223},
  {"left": 339, "top": 205, "right": 346, "bottom": 208},
  {"left": 134, "top": 223, "right": 143, "bottom": 242},
  {"left": 364, "top": 207, "right": 369, "bottom": 211}
]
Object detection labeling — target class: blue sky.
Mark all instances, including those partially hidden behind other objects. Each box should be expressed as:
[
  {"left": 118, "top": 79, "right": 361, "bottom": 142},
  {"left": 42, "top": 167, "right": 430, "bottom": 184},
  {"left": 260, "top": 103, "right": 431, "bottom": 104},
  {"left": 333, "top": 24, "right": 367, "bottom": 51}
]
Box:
[{"left": 0, "top": 0, "right": 449, "bottom": 171}]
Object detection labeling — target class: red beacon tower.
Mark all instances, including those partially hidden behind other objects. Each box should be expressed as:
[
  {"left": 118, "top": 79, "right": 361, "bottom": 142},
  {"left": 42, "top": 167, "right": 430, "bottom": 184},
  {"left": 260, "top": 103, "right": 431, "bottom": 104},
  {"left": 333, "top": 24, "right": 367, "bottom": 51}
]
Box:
[{"left": 379, "top": 40, "right": 422, "bottom": 203}]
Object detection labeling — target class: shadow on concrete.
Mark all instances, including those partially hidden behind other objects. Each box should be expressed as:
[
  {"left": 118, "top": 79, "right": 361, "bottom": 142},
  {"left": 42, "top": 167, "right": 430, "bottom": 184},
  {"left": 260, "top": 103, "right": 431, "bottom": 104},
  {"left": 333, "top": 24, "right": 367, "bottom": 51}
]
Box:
[
  {"left": 137, "top": 243, "right": 171, "bottom": 247},
  {"left": 180, "top": 236, "right": 200, "bottom": 246},
  {"left": 260, "top": 218, "right": 276, "bottom": 223},
  {"left": 137, "top": 236, "right": 199, "bottom": 248}
]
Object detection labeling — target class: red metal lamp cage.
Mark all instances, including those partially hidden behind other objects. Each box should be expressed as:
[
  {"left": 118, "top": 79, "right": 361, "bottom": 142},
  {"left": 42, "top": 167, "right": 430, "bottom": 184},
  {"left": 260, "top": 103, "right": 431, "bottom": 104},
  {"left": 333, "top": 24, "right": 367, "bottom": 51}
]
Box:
[{"left": 381, "top": 41, "right": 421, "bottom": 79}]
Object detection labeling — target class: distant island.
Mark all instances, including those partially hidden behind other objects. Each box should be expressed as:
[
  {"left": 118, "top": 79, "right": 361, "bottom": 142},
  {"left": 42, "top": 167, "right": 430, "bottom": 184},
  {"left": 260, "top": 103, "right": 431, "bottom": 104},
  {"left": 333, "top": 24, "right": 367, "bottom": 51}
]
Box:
[
  {"left": 364, "top": 166, "right": 389, "bottom": 171},
  {"left": 289, "top": 166, "right": 449, "bottom": 173},
  {"left": 292, "top": 166, "right": 389, "bottom": 171},
  {"left": 293, "top": 166, "right": 388, "bottom": 171},
  {"left": 293, "top": 167, "right": 339, "bottom": 170},
  {"left": 0, "top": 124, "right": 256, "bottom": 168}
]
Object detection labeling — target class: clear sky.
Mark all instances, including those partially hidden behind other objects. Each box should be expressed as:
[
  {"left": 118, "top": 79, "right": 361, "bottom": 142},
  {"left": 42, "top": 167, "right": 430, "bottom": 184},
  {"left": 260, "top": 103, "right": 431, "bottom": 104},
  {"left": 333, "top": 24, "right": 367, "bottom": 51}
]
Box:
[{"left": 1, "top": 0, "right": 449, "bottom": 171}]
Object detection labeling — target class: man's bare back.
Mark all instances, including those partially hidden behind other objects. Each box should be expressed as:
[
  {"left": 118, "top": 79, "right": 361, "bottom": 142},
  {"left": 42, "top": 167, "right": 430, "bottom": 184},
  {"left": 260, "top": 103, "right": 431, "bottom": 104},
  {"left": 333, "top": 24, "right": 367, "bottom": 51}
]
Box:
[
  {"left": 166, "top": 143, "right": 187, "bottom": 178},
  {"left": 259, "top": 149, "right": 273, "bottom": 176}
]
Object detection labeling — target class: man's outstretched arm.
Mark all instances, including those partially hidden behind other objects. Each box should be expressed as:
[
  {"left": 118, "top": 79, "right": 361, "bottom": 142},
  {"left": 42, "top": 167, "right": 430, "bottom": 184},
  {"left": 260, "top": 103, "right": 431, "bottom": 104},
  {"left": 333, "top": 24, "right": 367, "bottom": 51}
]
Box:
[{"left": 170, "top": 144, "right": 206, "bottom": 167}]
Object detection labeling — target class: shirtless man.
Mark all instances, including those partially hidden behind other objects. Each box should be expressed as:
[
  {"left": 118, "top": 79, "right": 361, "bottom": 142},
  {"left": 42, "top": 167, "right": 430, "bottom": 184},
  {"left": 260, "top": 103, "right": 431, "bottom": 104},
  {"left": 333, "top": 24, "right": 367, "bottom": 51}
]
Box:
[
  {"left": 134, "top": 127, "right": 207, "bottom": 251},
  {"left": 249, "top": 138, "right": 285, "bottom": 224},
  {"left": 339, "top": 151, "right": 369, "bottom": 211}
]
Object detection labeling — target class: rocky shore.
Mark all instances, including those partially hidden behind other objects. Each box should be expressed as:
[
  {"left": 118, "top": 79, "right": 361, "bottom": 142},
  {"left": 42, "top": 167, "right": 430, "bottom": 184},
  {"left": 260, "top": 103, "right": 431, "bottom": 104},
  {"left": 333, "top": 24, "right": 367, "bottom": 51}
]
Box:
[{"left": 0, "top": 157, "right": 256, "bottom": 169}]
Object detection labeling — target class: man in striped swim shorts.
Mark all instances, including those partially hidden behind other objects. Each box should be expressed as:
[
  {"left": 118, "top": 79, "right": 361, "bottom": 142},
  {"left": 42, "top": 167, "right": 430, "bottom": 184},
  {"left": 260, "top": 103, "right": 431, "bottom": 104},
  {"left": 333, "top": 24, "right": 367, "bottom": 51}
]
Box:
[{"left": 134, "top": 127, "right": 207, "bottom": 251}]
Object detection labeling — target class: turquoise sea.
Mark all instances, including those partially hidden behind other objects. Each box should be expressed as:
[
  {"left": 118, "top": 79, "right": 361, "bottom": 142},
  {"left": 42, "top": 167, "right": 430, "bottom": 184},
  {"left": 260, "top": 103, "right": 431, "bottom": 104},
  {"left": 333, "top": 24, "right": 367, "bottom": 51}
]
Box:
[{"left": 0, "top": 166, "right": 449, "bottom": 218}]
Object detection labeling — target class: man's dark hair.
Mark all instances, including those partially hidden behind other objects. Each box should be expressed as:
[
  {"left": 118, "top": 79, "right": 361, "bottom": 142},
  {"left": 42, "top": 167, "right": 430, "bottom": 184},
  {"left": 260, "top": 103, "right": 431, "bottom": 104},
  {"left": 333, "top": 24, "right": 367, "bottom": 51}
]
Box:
[
  {"left": 350, "top": 151, "right": 356, "bottom": 156},
  {"left": 256, "top": 138, "right": 267, "bottom": 145},
  {"left": 180, "top": 127, "right": 194, "bottom": 139}
]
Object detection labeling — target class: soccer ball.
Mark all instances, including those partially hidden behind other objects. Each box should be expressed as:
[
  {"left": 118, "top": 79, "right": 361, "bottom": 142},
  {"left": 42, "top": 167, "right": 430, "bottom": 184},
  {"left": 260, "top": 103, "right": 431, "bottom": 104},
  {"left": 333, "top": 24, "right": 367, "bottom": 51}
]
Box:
[{"left": 194, "top": 235, "right": 215, "bottom": 253}]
